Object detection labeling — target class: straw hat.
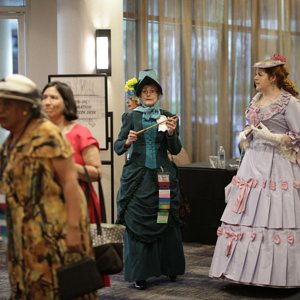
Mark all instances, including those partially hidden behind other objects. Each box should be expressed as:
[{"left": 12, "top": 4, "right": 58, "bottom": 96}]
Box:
[
  {"left": 253, "top": 53, "right": 286, "bottom": 68},
  {"left": 0, "top": 74, "right": 41, "bottom": 106}
]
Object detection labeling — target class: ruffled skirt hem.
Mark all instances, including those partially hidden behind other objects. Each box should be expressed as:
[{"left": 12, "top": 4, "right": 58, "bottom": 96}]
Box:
[
  {"left": 209, "top": 274, "right": 300, "bottom": 288},
  {"left": 209, "top": 224, "right": 300, "bottom": 287}
]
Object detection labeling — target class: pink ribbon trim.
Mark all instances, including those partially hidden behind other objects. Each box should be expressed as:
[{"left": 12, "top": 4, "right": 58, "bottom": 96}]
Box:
[
  {"left": 250, "top": 232, "right": 256, "bottom": 241},
  {"left": 287, "top": 233, "right": 294, "bottom": 245},
  {"left": 217, "top": 227, "right": 223, "bottom": 237},
  {"left": 224, "top": 230, "right": 243, "bottom": 256},
  {"left": 293, "top": 181, "right": 300, "bottom": 189},
  {"left": 231, "top": 176, "right": 257, "bottom": 214},
  {"left": 273, "top": 234, "right": 281, "bottom": 245},
  {"left": 281, "top": 181, "right": 288, "bottom": 191},
  {"left": 269, "top": 181, "right": 276, "bottom": 191}
]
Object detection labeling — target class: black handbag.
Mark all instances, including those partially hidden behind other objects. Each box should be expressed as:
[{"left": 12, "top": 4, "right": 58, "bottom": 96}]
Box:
[
  {"left": 57, "top": 256, "right": 104, "bottom": 300},
  {"left": 93, "top": 242, "right": 124, "bottom": 274},
  {"left": 83, "top": 166, "right": 125, "bottom": 275}
]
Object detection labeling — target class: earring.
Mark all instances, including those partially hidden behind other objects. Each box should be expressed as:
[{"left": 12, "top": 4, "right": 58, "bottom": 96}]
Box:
[{"left": 22, "top": 111, "right": 28, "bottom": 116}]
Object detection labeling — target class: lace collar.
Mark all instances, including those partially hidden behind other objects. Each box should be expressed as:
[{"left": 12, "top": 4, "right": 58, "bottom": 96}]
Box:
[{"left": 246, "top": 90, "right": 291, "bottom": 124}]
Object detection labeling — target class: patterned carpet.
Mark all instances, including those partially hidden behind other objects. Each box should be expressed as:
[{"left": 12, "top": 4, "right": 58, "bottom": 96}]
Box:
[{"left": 1, "top": 242, "right": 300, "bottom": 300}]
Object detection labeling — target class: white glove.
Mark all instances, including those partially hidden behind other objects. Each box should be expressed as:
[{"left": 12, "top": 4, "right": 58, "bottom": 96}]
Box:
[
  {"left": 278, "top": 144, "right": 296, "bottom": 163},
  {"left": 239, "top": 127, "right": 252, "bottom": 150},
  {"left": 239, "top": 127, "right": 252, "bottom": 144},
  {"left": 239, "top": 131, "right": 247, "bottom": 144},
  {"left": 251, "top": 123, "right": 283, "bottom": 145}
]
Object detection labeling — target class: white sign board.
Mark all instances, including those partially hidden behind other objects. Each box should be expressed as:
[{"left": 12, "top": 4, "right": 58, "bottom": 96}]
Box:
[{"left": 48, "top": 75, "right": 108, "bottom": 150}]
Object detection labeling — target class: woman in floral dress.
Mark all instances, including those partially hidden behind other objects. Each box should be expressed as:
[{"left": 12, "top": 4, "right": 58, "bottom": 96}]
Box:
[
  {"left": 0, "top": 74, "right": 98, "bottom": 299},
  {"left": 209, "top": 54, "right": 300, "bottom": 287}
]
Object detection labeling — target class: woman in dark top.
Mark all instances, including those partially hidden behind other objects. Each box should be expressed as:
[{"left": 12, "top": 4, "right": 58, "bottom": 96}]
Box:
[{"left": 114, "top": 69, "right": 185, "bottom": 290}]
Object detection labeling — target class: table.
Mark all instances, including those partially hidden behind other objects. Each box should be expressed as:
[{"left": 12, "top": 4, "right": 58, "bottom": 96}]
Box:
[{"left": 178, "top": 162, "right": 237, "bottom": 245}]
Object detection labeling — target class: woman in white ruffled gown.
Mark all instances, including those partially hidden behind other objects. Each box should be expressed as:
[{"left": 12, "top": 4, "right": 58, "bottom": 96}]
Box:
[{"left": 209, "top": 54, "right": 300, "bottom": 287}]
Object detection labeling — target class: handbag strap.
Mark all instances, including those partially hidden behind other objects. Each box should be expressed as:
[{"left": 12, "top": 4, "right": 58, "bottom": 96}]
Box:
[
  {"left": 83, "top": 166, "right": 102, "bottom": 234},
  {"left": 98, "top": 178, "right": 107, "bottom": 223}
]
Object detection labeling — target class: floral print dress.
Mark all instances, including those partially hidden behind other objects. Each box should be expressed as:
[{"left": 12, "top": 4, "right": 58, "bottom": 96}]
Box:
[{"left": 0, "top": 119, "right": 97, "bottom": 300}]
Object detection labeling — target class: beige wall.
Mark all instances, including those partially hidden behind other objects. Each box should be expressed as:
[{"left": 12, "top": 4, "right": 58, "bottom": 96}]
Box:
[
  {"left": 26, "top": 0, "right": 58, "bottom": 89},
  {"left": 26, "top": 0, "right": 124, "bottom": 222}
]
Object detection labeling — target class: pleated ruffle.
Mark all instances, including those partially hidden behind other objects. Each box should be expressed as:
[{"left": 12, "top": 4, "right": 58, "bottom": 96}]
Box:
[
  {"left": 210, "top": 141, "right": 300, "bottom": 287},
  {"left": 222, "top": 175, "right": 300, "bottom": 228},
  {"left": 209, "top": 224, "right": 300, "bottom": 287}
]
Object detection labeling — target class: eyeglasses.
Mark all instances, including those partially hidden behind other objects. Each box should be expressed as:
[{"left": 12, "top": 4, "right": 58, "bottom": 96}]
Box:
[{"left": 141, "top": 88, "right": 158, "bottom": 95}]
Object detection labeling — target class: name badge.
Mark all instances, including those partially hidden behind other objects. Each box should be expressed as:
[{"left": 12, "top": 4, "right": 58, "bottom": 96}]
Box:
[{"left": 157, "top": 171, "right": 170, "bottom": 224}]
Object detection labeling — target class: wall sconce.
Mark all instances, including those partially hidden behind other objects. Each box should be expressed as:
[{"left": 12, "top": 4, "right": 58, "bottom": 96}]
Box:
[{"left": 95, "top": 29, "right": 111, "bottom": 76}]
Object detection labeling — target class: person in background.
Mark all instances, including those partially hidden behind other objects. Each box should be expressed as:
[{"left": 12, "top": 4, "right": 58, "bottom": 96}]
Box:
[
  {"left": 114, "top": 69, "right": 185, "bottom": 290},
  {"left": 209, "top": 54, "right": 300, "bottom": 287},
  {"left": 0, "top": 74, "right": 97, "bottom": 299},
  {"left": 124, "top": 77, "right": 140, "bottom": 112},
  {"left": 122, "top": 77, "right": 141, "bottom": 161},
  {"left": 41, "top": 81, "right": 110, "bottom": 287}
]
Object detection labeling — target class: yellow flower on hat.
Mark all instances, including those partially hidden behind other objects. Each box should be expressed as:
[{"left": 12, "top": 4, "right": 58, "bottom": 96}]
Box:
[{"left": 125, "top": 77, "right": 138, "bottom": 92}]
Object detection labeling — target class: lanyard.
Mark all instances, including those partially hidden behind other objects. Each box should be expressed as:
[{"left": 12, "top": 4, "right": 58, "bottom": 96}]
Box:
[{"left": 157, "top": 170, "right": 171, "bottom": 224}]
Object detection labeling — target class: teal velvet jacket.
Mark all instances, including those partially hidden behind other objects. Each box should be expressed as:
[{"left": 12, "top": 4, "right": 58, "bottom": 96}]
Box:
[
  {"left": 114, "top": 109, "right": 182, "bottom": 165},
  {"left": 114, "top": 109, "right": 183, "bottom": 243}
]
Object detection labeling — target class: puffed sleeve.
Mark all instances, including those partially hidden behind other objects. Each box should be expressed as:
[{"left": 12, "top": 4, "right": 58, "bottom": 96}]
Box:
[{"left": 285, "top": 97, "right": 300, "bottom": 152}]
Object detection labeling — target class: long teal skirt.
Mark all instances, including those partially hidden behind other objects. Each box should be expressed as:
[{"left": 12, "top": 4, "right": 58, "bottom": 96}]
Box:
[{"left": 124, "top": 221, "right": 185, "bottom": 281}]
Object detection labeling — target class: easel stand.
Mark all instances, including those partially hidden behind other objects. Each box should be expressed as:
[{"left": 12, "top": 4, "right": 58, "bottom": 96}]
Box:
[{"left": 101, "top": 111, "right": 115, "bottom": 223}]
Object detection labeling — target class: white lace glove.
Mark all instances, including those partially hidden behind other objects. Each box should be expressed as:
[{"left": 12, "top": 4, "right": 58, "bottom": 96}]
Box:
[
  {"left": 239, "top": 127, "right": 252, "bottom": 150},
  {"left": 239, "top": 127, "right": 252, "bottom": 144},
  {"left": 251, "top": 123, "right": 296, "bottom": 163},
  {"left": 251, "top": 123, "right": 283, "bottom": 145},
  {"left": 279, "top": 144, "right": 296, "bottom": 163}
]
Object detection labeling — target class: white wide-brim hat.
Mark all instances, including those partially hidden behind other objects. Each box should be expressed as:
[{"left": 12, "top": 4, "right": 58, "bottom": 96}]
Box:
[{"left": 0, "top": 74, "right": 41, "bottom": 105}]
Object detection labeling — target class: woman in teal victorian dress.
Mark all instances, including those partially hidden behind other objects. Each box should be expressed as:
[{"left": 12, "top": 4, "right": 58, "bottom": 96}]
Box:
[{"left": 114, "top": 69, "right": 185, "bottom": 290}]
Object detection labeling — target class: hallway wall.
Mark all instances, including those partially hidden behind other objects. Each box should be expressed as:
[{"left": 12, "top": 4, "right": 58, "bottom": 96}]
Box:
[{"left": 25, "top": 0, "right": 124, "bottom": 221}]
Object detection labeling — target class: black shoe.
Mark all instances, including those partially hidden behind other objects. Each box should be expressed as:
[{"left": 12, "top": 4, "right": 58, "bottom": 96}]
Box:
[
  {"left": 169, "top": 275, "right": 177, "bottom": 282},
  {"left": 134, "top": 280, "right": 147, "bottom": 290}
]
